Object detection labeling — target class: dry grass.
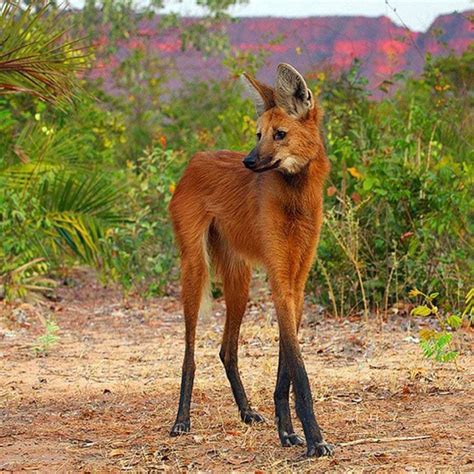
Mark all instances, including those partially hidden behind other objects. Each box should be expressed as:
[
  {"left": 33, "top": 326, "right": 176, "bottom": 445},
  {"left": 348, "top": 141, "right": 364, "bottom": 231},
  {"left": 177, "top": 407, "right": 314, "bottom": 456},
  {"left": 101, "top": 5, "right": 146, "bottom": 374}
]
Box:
[{"left": 0, "top": 273, "right": 473, "bottom": 472}]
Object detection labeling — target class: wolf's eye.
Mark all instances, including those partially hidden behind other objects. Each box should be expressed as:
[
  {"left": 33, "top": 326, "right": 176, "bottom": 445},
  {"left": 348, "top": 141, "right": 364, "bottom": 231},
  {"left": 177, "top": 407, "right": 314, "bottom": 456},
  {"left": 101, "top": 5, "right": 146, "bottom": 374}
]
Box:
[
  {"left": 274, "top": 130, "right": 287, "bottom": 141},
  {"left": 256, "top": 132, "right": 262, "bottom": 141}
]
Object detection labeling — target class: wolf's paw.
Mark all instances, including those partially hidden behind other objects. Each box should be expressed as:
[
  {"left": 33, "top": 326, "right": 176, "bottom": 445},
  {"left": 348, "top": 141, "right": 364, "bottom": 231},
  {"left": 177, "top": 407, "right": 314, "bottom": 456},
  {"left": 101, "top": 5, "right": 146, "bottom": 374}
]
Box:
[
  {"left": 306, "top": 442, "right": 334, "bottom": 458},
  {"left": 170, "top": 420, "right": 190, "bottom": 437},
  {"left": 280, "top": 431, "right": 305, "bottom": 447},
  {"left": 241, "top": 409, "right": 265, "bottom": 424}
]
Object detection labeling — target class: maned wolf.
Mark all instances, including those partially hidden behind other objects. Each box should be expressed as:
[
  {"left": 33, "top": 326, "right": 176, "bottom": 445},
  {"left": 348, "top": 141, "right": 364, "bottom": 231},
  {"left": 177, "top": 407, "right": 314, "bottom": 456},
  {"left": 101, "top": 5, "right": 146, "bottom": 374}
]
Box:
[{"left": 168, "top": 63, "right": 332, "bottom": 457}]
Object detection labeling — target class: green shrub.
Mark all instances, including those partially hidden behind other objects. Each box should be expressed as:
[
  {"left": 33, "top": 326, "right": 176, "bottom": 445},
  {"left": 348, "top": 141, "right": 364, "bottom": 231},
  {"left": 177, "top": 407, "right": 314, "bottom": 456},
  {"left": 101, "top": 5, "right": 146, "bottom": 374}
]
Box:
[
  {"left": 109, "top": 146, "right": 184, "bottom": 294},
  {"left": 306, "top": 55, "right": 472, "bottom": 316}
]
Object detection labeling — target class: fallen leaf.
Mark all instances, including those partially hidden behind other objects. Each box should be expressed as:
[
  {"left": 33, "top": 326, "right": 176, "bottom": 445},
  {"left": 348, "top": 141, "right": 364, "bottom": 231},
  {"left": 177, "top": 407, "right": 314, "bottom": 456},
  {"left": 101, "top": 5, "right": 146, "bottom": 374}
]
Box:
[{"left": 109, "top": 448, "right": 126, "bottom": 457}]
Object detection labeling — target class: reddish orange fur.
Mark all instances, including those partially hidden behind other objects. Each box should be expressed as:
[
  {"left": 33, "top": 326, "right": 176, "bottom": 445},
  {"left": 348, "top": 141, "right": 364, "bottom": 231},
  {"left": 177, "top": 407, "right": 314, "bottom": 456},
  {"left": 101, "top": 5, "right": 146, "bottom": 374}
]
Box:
[
  {"left": 170, "top": 106, "right": 328, "bottom": 280},
  {"left": 168, "top": 64, "right": 333, "bottom": 457}
]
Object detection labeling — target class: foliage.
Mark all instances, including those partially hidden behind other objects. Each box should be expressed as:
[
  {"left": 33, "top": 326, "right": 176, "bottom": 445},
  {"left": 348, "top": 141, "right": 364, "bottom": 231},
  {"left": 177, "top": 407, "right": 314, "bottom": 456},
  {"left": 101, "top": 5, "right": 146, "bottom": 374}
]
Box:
[
  {"left": 307, "top": 54, "right": 472, "bottom": 316},
  {"left": 0, "top": 258, "right": 55, "bottom": 302},
  {"left": 0, "top": 1, "right": 88, "bottom": 105},
  {"left": 33, "top": 317, "right": 60, "bottom": 355},
  {"left": 408, "top": 288, "right": 464, "bottom": 363},
  {"left": 0, "top": 168, "right": 128, "bottom": 299},
  {"left": 74, "top": 0, "right": 250, "bottom": 162},
  {"left": 461, "top": 288, "right": 474, "bottom": 324},
  {"left": 0, "top": 0, "right": 128, "bottom": 300},
  {"left": 0, "top": 91, "right": 129, "bottom": 300},
  {"left": 163, "top": 80, "right": 257, "bottom": 155},
  {"left": 109, "top": 146, "right": 182, "bottom": 293},
  {"left": 419, "top": 333, "right": 457, "bottom": 363}
]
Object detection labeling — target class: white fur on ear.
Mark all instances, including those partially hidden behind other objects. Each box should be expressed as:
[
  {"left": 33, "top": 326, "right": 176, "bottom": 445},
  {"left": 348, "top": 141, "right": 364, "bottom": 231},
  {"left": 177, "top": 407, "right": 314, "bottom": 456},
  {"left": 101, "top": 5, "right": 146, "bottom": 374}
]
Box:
[
  {"left": 241, "top": 73, "right": 275, "bottom": 116},
  {"left": 275, "top": 63, "right": 314, "bottom": 118},
  {"left": 241, "top": 74, "right": 267, "bottom": 116}
]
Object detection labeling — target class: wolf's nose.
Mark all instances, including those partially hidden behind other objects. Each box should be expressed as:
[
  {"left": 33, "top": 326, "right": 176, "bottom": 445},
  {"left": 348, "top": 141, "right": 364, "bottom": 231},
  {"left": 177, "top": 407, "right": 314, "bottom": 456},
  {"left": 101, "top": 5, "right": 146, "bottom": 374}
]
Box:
[{"left": 243, "top": 155, "right": 257, "bottom": 169}]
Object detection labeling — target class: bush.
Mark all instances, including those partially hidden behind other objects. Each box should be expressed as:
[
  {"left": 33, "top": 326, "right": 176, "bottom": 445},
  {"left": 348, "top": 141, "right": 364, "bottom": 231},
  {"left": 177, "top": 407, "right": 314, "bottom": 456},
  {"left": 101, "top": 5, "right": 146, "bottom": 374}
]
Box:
[{"left": 308, "top": 54, "right": 472, "bottom": 316}]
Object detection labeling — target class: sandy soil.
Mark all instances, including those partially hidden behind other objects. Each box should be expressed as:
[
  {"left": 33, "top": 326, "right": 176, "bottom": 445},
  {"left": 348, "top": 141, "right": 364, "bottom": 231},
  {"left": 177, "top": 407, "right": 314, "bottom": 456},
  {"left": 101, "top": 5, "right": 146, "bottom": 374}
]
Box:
[{"left": 1, "top": 272, "right": 473, "bottom": 472}]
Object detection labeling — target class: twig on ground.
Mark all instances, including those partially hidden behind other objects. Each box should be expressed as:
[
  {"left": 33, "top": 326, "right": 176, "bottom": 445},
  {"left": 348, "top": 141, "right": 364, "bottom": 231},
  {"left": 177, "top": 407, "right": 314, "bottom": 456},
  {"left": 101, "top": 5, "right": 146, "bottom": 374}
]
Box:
[{"left": 338, "top": 435, "right": 430, "bottom": 447}]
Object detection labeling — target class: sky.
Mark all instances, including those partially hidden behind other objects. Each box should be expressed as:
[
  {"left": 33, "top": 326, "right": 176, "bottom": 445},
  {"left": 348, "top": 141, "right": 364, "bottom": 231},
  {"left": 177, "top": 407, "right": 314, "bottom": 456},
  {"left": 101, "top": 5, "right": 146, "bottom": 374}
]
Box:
[{"left": 70, "top": 0, "right": 473, "bottom": 32}]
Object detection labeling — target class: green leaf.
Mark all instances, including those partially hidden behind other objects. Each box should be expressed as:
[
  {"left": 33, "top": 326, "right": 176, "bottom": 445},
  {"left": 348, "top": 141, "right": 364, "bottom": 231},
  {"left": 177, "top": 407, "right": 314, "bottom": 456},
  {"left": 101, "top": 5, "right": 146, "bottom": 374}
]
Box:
[
  {"left": 435, "top": 332, "right": 452, "bottom": 347},
  {"left": 411, "top": 305, "right": 432, "bottom": 317},
  {"left": 419, "top": 331, "right": 457, "bottom": 363},
  {"left": 37, "top": 173, "right": 127, "bottom": 268},
  {"left": 363, "top": 176, "right": 375, "bottom": 191},
  {"left": 446, "top": 315, "right": 462, "bottom": 330},
  {"left": 437, "top": 351, "right": 458, "bottom": 362},
  {"left": 420, "top": 340, "right": 435, "bottom": 359}
]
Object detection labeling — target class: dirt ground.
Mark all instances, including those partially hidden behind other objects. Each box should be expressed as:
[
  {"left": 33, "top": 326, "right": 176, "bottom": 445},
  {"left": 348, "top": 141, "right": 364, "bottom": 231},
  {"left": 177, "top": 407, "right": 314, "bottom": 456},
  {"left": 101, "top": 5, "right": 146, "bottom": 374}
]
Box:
[{"left": 1, "top": 272, "right": 473, "bottom": 472}]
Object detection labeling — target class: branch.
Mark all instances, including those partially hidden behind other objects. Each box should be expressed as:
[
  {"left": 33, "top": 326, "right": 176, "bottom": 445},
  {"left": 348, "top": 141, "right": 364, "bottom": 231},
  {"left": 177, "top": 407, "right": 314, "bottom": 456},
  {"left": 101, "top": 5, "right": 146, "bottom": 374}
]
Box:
[{"left": 338, "top": 435, "right": 430, "bottom": 447}]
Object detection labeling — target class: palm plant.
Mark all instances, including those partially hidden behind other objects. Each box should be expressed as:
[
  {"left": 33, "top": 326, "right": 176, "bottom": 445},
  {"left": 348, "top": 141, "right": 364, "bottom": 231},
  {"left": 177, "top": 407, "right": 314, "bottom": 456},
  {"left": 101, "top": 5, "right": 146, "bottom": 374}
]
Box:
[
  {"left": 0, "top": 1, "right": 88, "bottom": 105},
  {"left": 1, "top": 165, "right": 127, "bottom": 300},
  {"left": 38, "top": 172, "right": 126, "bottom": 268},
  {"left": 0, "top": 1, "right": 126, "bottom": 301}
]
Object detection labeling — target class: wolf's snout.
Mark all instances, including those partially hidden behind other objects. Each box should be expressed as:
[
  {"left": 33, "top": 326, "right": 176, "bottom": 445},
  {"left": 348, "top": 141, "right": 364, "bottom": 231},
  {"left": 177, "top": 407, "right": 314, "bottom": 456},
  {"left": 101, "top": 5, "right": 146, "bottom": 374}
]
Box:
[
  {"left": 243, "top": 155, "right": 257, "bottom": 169},
  {"left": 243, "top": 147, "right": 258, "bottom": 169}
]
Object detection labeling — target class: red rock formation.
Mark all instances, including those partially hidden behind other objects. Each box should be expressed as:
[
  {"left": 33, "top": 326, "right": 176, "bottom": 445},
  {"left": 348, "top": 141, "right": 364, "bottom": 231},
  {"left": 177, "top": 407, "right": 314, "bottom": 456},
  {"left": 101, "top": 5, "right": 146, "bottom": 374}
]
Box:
[{"left": 90, "top": 11, "right": 473, "bottom": 93}]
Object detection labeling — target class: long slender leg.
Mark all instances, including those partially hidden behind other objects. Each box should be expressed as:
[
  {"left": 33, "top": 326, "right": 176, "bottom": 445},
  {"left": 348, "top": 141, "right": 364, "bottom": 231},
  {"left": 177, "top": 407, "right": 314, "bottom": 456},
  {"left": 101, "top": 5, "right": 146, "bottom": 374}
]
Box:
[
  {"left": 274, "top": 289, "right": 305, "bottom": 446},
  {"left": 270, "top": 273, "right": 333, "bottom": 457},
  {"left": 274, "top": 343, "right": 305, "bottom": 446},
  {"left": 219, "top": 261, "right": 264, "bottom": 424},
  {"left": 170, "top": 249, "right": 208, "bottom": 436}
]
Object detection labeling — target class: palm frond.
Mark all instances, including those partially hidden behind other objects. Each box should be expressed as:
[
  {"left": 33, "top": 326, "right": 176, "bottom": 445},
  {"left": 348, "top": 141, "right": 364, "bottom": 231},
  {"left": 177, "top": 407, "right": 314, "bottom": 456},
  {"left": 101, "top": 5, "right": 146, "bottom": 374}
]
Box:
[
  {"left": 0, "top": 257, "right": 55, "bottom": 302},
  {"left": 0, "top": 1, "right": 89, "bottom": 105},
  {"left": 38, "top": 173, "right": 128, "bottom": 268},
  {"left": 40, "top": 173, "right": 126, "bottom": 223},
  {"left": 1, "top": 123, "right": 92, "bottom": 186}
]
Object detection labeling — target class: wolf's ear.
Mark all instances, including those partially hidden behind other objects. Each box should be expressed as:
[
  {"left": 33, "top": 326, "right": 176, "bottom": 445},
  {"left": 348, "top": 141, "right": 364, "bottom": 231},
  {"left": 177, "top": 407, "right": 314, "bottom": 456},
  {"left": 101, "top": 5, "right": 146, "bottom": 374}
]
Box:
[
  {"left": 275, "top": 63, "right": 314, "bottom": 118},
  {"left": 241, "top": 73, "right": 275, "bottom": 116}
]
